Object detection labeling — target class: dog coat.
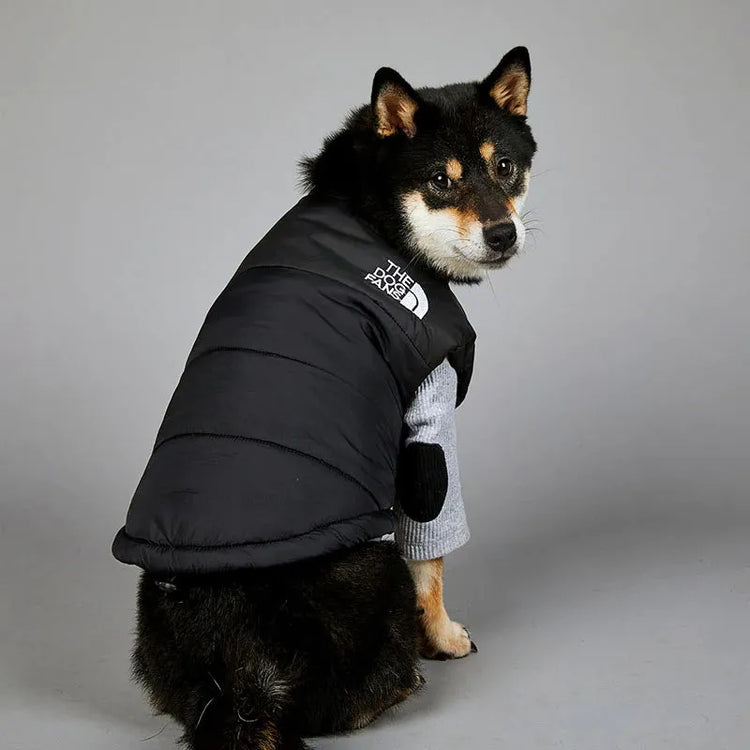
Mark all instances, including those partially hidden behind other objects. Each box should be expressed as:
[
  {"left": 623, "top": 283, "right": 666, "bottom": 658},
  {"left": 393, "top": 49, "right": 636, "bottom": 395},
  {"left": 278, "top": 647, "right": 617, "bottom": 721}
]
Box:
[{"left": 112, "top": 196, "right": 476, "bottom": 573}]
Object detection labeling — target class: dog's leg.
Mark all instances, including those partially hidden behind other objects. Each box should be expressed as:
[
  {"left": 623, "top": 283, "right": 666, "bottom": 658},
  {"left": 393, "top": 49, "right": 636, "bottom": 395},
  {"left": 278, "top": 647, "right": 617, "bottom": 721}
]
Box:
[
  {"left": 348, "top": 668, "right": 425, "bottom": 731},
  {"left": 407, "top": 557, "right": 476, "bottom": 660}
]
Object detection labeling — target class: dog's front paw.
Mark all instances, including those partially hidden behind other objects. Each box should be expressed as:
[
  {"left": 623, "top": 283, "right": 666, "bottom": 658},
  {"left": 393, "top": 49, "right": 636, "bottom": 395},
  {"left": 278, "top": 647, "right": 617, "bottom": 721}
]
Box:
[{"left": 420, "top": 617, "right": 477, "bottom": 660}]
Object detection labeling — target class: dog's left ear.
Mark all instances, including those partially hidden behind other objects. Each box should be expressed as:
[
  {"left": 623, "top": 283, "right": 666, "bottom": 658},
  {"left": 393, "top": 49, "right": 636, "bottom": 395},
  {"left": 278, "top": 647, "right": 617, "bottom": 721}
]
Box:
[
  {"left": 479, "top": 46, "right": 531, "bottom": 116},
  {"left": 371, "top": 67, "right": 421, "bottom": 138}
]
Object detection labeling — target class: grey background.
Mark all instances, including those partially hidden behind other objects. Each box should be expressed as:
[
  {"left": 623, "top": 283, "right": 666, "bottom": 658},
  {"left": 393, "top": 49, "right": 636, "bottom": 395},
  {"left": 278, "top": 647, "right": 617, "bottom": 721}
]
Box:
[{"left": 1, "top": 1, "right": 748, "bottom": 748}]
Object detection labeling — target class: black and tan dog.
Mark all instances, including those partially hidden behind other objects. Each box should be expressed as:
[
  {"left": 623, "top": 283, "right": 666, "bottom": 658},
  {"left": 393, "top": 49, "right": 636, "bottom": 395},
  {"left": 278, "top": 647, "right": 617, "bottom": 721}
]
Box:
[{"left": 132, "top": 47, "right": 536, "bottom": 749}]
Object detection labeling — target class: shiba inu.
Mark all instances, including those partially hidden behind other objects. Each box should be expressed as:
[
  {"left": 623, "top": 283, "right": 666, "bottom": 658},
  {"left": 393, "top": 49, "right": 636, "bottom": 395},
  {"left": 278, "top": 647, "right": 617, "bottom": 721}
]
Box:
[{"left": 126, "top": 46, "right": 536, "bottom": 749}]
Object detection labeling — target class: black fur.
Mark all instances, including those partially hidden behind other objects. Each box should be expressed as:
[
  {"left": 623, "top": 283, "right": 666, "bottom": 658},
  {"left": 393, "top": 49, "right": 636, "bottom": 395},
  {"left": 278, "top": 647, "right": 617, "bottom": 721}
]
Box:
[{"left": 134, "top": 542, "right": 421, "bottom": 749}]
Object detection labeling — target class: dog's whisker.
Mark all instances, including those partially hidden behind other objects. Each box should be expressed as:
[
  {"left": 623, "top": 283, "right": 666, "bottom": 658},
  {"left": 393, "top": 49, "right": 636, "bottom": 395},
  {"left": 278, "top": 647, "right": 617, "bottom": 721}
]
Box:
[
  {"left": 140, "top": 723, "right": 169, "bottom": 742},
  {"left": 486, "top": 272, "right": 501, "bottom": 309}
]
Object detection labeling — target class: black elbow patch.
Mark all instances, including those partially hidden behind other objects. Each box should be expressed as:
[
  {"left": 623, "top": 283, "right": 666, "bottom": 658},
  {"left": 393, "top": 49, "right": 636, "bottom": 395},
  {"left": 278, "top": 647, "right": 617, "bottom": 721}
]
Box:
[{"left": 396, "top": 442, "right": 449, "bottom": 523}]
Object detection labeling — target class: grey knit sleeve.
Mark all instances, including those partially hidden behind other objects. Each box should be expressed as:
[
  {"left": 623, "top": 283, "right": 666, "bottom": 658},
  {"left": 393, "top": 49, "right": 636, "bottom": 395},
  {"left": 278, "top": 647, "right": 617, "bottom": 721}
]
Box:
[{"left": 394, "top": 358, "right": 470, "bottom": 560}]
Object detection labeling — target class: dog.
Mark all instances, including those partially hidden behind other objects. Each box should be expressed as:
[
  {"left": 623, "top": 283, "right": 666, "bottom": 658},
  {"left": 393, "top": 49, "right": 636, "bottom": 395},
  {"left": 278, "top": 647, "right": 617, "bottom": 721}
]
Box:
[{"left": 128, "top": 46, "right": 536, "bottom": 749}]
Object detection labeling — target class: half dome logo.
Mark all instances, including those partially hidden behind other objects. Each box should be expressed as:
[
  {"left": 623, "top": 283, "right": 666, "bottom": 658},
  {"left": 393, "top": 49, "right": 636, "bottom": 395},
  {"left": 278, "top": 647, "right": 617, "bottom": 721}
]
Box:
[{"left": 364, "top": 260, "right": 429, "bottom": 320}]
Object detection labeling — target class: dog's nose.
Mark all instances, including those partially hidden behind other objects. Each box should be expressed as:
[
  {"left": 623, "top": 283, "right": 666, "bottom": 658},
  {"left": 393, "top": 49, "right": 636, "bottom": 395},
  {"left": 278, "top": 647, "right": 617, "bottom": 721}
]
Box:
[{"left": 483, "top": 222, "right": 517, "bottom": 255}]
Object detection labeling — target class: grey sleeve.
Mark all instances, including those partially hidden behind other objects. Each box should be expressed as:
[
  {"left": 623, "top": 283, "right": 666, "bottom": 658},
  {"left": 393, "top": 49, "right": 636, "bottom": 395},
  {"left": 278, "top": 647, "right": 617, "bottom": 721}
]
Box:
[{"left": 394, "top": 358, "right": 470, "bottom": 560}]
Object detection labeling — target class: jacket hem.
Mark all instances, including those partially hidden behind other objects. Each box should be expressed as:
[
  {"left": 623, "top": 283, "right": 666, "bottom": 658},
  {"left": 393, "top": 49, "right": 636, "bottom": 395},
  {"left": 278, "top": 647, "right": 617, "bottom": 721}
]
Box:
[{"left": 112, "top": 509, "right": 395, "bottom": 573}]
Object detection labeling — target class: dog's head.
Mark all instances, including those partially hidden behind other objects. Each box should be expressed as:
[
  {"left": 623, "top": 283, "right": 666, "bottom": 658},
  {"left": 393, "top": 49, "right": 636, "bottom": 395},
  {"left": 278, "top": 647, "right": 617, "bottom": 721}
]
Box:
[
  {"left": 372, "top": 48, "right": 536, "bottom": 283},
  {"left": 302, "top": 47, "right": 537, "bottom": 283}
]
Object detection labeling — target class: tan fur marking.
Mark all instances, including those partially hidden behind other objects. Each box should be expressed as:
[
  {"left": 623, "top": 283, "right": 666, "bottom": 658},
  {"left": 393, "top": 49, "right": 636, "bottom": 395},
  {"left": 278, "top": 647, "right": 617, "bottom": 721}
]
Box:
[
  {"left": 409, "top": 558, "right": 473, "bottom": 659},
  {"left": 504, "top": 197, "right": 518, "bottom": 217},
  {"left": 489, "top": 66, "right": 530, "bottom": 116},
  {"left": 257, "top": 722, "right": 281, "bottom": 750},
  {"left": 376, "top": 83, "right": 418, "bottom": 137},
  {"left": 417, "top": 558, "right": 449, "bottom": 649},
  {"left": 480, "top": 141, "right": 495, "bottom": 162},
  {"left": 421, "top": 558, "right": 444, "bottom": 619},
  {"left": 445, "top": 158, "right": 463, "bottom": 181},
  {"left": 399, "top": 190, "right": 489, "bottom": 282},
  {"left": 446, "top": 206, "right": 479, "bottom": 235}
]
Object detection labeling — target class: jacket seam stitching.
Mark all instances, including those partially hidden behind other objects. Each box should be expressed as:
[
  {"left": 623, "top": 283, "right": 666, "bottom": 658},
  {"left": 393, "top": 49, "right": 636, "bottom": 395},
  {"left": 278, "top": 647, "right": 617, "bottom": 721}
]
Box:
[
  {"left": 185, "top": 346, "right": 399, "bottom": 413},
  {"left": 151, "top": 431, "right": 386, "bottom": 508}
]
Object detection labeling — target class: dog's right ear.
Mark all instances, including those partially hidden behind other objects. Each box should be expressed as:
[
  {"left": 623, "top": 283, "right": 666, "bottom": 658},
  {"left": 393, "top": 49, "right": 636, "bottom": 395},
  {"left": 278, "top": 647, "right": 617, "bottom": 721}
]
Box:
[
  {"left": 479, "top": 46, "right": 531, "bottom": 116},
  {"left": 371, "top": 68, "right": 420, "bottom": 138}
]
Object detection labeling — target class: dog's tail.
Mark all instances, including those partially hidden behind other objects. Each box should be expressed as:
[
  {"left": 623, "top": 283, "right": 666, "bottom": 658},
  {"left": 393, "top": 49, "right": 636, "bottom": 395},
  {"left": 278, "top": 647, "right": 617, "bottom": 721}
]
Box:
[{"left": 190, "top": 659, "right": 309, "bottom": 750}]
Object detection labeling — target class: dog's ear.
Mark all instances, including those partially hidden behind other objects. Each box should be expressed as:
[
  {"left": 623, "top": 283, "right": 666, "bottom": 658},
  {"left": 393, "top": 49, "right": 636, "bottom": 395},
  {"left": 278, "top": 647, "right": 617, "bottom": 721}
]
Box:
[
  {"left": 479, "top": 46, "right": 531, "bottom": 116},
  {"left": 371, "top": 67, "right": 421, "bottom": 138}
]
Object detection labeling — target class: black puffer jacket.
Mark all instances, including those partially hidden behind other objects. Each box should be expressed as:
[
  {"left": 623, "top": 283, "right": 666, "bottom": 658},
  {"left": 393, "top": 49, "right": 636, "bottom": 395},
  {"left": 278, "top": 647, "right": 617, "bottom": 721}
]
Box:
[{"left": 112, "top": 196, "right": 475, "bottom": 573}]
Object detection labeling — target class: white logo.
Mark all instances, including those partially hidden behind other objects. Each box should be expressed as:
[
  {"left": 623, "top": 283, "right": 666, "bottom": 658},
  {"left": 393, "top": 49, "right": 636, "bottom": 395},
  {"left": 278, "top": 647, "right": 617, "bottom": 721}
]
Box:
[{"left": 365, "top": 260, "right": 429, "bottom": 319}]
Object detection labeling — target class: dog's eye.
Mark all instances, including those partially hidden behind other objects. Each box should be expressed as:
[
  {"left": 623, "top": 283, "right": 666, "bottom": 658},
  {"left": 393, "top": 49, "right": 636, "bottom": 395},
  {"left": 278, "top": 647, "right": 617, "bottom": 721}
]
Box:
[
  {"left": 429, "top": 172, "right": 452, "bottom": 191},
  {"left": 496, "top": 159, "right": 514, "bottom": 178}
]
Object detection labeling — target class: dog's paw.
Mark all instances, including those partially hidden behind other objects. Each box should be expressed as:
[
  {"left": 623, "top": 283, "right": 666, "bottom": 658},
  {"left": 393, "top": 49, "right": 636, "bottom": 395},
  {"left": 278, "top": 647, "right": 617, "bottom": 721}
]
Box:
[{"left": 420, "top": 618, "right": 477, "bottom": 660}]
